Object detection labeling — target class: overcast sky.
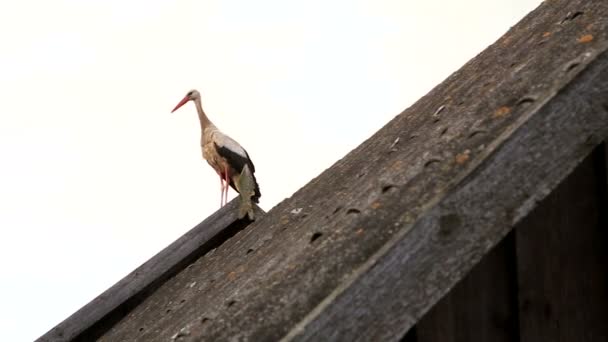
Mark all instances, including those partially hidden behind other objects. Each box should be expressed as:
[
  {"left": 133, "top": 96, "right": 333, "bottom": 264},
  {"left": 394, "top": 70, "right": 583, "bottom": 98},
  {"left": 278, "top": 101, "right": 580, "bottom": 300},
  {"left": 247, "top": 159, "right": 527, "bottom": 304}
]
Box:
[{"left": 0, "top": 0, "right": 542, "bottom": 340}]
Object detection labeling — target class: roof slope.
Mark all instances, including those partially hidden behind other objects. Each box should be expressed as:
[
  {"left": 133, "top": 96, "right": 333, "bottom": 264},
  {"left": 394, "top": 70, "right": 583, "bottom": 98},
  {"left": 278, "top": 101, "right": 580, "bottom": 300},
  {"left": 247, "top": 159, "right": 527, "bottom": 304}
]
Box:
[
  {"left": 45, "top": 0, "right": 608, "bottom": 340},
  {"left": 38, "top": 200, "right": 264, "bottom": 342}
]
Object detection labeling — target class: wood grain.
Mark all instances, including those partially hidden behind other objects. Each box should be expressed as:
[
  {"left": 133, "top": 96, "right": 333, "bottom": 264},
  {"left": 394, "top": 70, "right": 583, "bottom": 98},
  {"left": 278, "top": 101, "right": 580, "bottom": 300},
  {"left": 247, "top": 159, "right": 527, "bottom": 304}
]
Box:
[{"left": 36, "top": 200, "right": 264, "bottom": 342}]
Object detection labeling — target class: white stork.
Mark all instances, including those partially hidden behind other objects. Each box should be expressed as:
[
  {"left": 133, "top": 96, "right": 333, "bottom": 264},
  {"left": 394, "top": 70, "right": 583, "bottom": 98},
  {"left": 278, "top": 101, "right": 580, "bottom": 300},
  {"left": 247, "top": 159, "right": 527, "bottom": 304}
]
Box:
[{"left": 171, "top": 89, "right": 261, "bottom": 216}]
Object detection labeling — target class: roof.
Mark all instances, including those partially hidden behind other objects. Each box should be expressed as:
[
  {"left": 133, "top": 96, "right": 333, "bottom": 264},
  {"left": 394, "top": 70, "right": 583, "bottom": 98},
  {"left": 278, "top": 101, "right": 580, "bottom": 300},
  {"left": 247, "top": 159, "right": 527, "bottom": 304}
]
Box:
[
  {"left": 39, "top": 200, "right": 265, "bottom": 341},
  {"left": 39, "top": 0, "right": 608, "bottom": 340}
]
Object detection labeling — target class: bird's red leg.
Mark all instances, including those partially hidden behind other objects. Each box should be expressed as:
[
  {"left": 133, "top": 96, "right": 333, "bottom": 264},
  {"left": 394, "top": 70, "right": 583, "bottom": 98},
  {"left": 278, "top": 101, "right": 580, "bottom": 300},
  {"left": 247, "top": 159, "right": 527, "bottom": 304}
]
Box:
[
  {"left": 219, "top": 174, "right": 225, "bottom": 207},
  {"left": 224, "top": 164, "right": 230, "bottom": 205},
  {"left": 224, "top": 181, "right": 228, "bottom": 205}
]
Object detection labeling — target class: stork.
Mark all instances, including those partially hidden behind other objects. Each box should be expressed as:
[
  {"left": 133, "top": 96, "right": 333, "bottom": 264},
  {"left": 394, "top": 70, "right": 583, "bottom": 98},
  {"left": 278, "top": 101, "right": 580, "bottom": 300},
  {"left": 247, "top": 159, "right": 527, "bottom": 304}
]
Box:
[{"left": 171, "top": 89, "right": 261, "bottom": 218}]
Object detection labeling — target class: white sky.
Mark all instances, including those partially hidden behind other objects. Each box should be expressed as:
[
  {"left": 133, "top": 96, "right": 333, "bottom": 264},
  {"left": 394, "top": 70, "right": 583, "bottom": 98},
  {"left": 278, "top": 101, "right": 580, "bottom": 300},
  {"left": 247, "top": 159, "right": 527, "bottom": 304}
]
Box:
[{"left": 0, "top": 0, "right": 541, "bottom": 340}]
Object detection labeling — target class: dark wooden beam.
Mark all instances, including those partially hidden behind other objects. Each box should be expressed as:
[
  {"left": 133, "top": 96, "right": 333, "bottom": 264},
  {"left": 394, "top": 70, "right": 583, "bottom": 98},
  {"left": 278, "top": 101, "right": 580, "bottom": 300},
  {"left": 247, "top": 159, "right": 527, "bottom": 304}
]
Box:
[
  {"left": 516, "top": 146, "right": 608, "bottom": 342},
  {"left": 413, "top": 233, "right": 519, "bottom": 342},
  {"left": 36, "top": 200, "right": 264, "bottom": 342},
  {"left": 405, "top": 146, "right": 608, "bottom": 342},
  {"left": 95, "top": 0, "right": 608, "bottom": 341}
]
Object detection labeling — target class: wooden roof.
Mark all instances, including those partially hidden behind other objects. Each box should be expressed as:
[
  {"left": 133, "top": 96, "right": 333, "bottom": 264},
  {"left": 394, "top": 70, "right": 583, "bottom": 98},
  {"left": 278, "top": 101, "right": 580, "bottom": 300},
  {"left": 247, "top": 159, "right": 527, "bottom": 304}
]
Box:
[{"left": 39, "top": 0, "right": 608, "bottom": 340}]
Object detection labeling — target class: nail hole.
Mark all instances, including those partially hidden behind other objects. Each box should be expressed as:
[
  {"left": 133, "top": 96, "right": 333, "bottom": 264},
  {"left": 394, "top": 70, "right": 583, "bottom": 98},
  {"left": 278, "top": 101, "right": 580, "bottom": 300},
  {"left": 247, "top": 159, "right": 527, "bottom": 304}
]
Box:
[
  {"left": 468, "top": 130, "right": 486, "bottom": 139},
  {"left": 227, "top": 300, "right": 236, "bottom": 307},
  {"left": 440, "top": 127, "right": 448, "bottom": 136},
  {"left": 409, "top": 134, "right": 419, "bottom": 140},
  {"left": 139, "top": 327, "right": 144, "bottom": 332},
  {"left": 346, "top": 208, "right": 361, "bottom": 215},
  {"left": 310, "top": 232, "right": 323, "bottom": 243},
  {"left": 517, "top": 96, "right": 536, "bottom": 106},
  {"left": 357, "top": 172, "right": 366, "bottom": 178},
  {"left": 561, "top": 11, "right": 583, "bottom": 24},
  {"left": 166, "top": 309, "right": 172, "bottom": 314},
  {"left": 246, "top": 248, "right": 254, "bottom": 255},
  {"left": 424, "top": 158, "right": 441, "bottom": 168},
  {"left": 382, "top": 185, "right": 396, "bottom": 193},
  {"left": 180, "top": 299, "right": 186, "bottom": 304},
  {"left": 332, "top": 206, "right": 342, "bottom": 214},
  {"left": 389, "top": 137, "right": 400, "bottom": 150},
  {"left": 433, "top": 105, "right": 445, "bottom": 116},
  {"left": 439, "top": 214, "right": 461, "bottom": 238},
  {"left": 201, "top": 317, "right": 210, "bottom": 324},
  {"left": 566, "top": 62, "right": 580, "bottom": 72},
  {"left": 570, "top": 11, "right": 583, "bottom": 20},
  {"left": 432, "top": 118, "right": 440, "bottom": 124}
]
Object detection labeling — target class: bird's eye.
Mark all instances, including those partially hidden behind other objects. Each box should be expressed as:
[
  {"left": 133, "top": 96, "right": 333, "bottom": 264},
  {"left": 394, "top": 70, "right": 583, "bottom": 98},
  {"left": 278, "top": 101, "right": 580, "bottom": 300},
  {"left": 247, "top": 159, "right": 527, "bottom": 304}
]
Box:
[{"left": 187, "top": 91, "right": 193, "bottom": 96}]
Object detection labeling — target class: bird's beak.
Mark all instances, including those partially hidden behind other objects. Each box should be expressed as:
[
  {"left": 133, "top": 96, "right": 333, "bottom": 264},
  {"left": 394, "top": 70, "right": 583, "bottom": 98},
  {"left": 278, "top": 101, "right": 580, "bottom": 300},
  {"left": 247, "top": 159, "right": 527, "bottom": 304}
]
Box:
[{"left": 171, "top": 96, "right": 190, "bottom": 113}]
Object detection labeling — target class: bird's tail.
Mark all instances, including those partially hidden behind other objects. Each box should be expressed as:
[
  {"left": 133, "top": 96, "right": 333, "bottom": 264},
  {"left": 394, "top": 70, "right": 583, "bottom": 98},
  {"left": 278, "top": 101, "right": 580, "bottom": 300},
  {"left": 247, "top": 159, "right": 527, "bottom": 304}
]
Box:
[
  {"left": 251, "top": 171, "right": 261, "bottom": 203},
  {"left": 236, "top": 164, "right": 258, "bottom": 220}
]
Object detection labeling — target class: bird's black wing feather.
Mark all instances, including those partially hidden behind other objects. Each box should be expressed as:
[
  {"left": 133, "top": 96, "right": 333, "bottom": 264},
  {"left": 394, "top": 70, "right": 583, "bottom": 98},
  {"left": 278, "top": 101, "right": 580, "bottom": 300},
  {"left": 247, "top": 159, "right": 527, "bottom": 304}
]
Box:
[
  {"left": 244, "top": 151, "right": 256, "bottom": 173},
  {"left": 214, "top": 142, "right": 250, "bottom": 174},
  {"left": 215, "top": 142, "right": 261, "bottom": 202}
]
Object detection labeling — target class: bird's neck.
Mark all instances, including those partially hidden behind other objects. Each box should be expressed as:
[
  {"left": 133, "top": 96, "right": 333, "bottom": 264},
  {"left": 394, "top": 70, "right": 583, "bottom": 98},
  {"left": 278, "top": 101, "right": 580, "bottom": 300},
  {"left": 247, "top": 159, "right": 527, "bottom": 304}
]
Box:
[{"left": 194, "top": 98, "right": 214, "bottom": 132}]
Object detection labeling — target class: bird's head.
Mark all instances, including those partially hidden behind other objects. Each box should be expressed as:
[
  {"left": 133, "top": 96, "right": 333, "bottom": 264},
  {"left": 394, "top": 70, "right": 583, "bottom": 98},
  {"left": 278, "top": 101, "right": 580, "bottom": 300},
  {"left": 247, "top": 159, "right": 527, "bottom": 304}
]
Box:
[{"left": 171, "top": 89, "right": 201, "bottom": 113}]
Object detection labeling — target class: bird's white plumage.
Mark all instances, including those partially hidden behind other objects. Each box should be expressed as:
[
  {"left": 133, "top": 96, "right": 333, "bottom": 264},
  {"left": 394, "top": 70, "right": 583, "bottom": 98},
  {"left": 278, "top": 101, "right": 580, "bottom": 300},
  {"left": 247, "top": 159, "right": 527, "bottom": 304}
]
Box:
[{"left": 211, "top": 129, "right": 248, "bottom": 159}]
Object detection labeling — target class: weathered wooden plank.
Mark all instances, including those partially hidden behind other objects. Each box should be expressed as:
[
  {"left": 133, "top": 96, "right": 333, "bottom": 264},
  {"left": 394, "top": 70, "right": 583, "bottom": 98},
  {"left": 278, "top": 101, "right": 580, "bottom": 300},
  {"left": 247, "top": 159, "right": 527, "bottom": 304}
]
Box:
[
  {"left": 413, "top": 233, "right": 519, "bottom": 342},
  {"left": 286, "top": 27, "right": 608, "bottom": 342},
  {"left": 96, "top": 1, "right": 608, "bottom": 341},
  {"left": 406, "top": 145, "right": 608, "bottom": 342},
  {"left": 36, "top": 199, "right": 264, "bottom": 342},
  {"left": 288, "top": 58, "right": 608, "bottom": 340},
  {"left": 516, "top": 147, "right": 608, "bottom": 342}
]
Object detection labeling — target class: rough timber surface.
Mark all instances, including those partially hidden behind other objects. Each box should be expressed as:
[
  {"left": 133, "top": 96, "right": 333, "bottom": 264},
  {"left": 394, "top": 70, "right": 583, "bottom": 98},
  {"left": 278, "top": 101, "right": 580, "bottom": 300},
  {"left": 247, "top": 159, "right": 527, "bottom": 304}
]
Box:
[
  {"left": 405, "top": 146, "right": 608, "bottom": 342},
  {"left": 37, "top": 199, "right": 263, "bottom": 342},
  {"left": 100, "top": 0, "right": 608, "bottom": 341}
]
